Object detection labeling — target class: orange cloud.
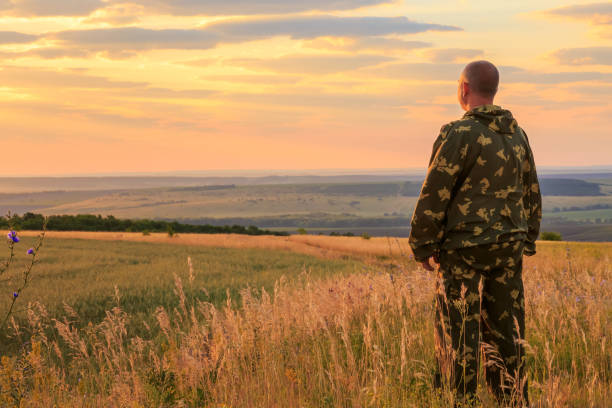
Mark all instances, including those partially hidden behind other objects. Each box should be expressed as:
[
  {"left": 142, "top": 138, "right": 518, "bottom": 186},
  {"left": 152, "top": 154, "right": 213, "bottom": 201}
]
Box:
[{"left": 543, "top": 2, "right": 612, "bottom": 25}]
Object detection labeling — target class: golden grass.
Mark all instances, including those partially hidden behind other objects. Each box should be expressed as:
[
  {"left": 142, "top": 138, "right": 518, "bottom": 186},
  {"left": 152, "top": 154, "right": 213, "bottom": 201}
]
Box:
[
  {"left": 18, "top": 231, "right": 379, "bottom": 260},
  {"left": 0, "top": 235, "right": 363, "bottom": 343},
  {"left": 2, "top": 235, "right": 611, "bottom": 407},
  {"left": 20, "top": 229, "right": 610, "bottom": 263}
]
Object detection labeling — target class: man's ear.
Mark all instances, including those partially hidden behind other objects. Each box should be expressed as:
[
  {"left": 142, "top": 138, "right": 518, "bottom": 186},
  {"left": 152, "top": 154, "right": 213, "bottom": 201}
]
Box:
[{"left": 462, "top": 81, "right": 470, "bottom": 99}]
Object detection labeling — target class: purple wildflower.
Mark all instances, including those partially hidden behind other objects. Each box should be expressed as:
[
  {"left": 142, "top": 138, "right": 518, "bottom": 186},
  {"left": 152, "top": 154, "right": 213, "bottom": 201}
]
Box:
[
  {"left": 27, "top": 248, "right": 34, "bottom": 255},
  {"left": 7, "top": 231, "right": 19, "bottom": 243},
  {"left": 13, "top": 292, "right": 18, "bottom": 298}
]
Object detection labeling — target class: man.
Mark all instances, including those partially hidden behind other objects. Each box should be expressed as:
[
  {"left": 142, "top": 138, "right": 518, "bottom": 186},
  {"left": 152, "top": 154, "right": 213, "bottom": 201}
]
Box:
[{"left": 409, "top": 60, "right": 541, "bottom": 406}]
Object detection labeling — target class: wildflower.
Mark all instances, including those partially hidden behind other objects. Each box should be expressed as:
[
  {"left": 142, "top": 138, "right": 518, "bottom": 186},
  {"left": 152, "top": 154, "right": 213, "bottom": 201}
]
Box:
[
  {"left": 13, "top": 292, "right": 18, "bottom": 298},
  {"left": 27, "top": 248, "right": 34, "bottom": 255},
  {"left": 7, "top": 230, "right": 19, "bottom": 243}
]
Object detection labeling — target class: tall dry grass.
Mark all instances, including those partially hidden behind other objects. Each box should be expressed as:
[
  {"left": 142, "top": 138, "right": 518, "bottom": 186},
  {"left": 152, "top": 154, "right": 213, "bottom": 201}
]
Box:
[{"left": 0, "top": 241, "right": 610, "bottom": 407}]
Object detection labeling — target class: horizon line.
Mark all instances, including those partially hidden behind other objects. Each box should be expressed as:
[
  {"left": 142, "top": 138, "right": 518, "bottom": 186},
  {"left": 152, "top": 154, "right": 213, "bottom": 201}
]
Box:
[{"left": 1, "top": 165, "right": 612, "bottom": 178}]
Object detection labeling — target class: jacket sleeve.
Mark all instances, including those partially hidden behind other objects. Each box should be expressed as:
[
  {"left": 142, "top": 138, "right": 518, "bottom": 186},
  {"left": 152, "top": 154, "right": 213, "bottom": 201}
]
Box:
[
  {"left": 522, "top": 132, "right": 542, "bottom": 256},
  {"left": 409, "top": 123, "right": 466, "bottom": 262}
]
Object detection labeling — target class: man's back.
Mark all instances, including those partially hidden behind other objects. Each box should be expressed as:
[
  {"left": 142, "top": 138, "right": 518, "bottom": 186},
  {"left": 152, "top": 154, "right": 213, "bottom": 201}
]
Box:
[
  {"left": 409, "top": 104, "right": 541, "bottom": 262},
  {"left": 410, "top": 61, "right": 540, "bottom": 406}
]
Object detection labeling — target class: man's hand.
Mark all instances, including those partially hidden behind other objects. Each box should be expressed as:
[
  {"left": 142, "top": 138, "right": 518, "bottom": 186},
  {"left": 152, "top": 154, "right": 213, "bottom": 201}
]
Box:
[
  {"left": 420, "top": 255, "right": 439, "bottom": 272},
  {"left": 420, "top": 260, "right": 434, "bottom": 272}
]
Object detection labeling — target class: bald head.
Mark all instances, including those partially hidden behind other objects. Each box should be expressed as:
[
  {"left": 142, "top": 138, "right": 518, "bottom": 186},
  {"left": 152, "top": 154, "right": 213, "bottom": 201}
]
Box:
[{"left": 462, "top": 60, "right": 499, "bottom": 99}]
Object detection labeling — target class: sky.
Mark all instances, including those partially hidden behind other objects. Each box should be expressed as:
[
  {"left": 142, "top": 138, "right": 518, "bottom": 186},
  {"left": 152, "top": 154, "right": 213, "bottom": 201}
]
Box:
[{"left": 0, "top": 0, "right": 611, "bottom": 176}]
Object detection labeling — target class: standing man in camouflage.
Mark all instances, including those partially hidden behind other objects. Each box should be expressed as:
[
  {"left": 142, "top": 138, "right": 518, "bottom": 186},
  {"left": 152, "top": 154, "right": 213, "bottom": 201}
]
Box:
[{"left": 409, "top": 60, "right": 541, "bottom": 406}]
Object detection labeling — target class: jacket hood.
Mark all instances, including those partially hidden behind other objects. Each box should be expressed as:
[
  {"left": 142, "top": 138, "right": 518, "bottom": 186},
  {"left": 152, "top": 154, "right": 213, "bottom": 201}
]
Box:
[{"left": 463, "top": 104, "right": 518, "bottom": 134}]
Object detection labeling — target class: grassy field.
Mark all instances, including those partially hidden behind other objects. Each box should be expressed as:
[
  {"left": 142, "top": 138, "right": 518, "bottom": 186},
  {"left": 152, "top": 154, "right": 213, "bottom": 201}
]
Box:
[
  {"left": 2, "top": 178, "right": 612, "bottom": 243},
  {"left": 0, "top": 233, "right": 610, "bottom": 407},
  {"left": 34, "top": 183, "right": 419, "bottom": 219},
  {"left": 546, "top": 209, "right": 612, "bottom": 222},
  {"left": 34, "top": 186, "right": 612, "bottom": 222},
  {"left": 0, "top": 234, "right": 364, "bottom": 352},
  {"left": 3, "top": 180, "right": 611, "bottom": 228}
]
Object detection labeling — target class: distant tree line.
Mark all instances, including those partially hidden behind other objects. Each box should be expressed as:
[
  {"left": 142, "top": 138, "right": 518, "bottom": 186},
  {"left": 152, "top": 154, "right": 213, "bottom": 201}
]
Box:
[
  {"left": 173, "top": 214, "right": 413, "bottom": 228},
  {"left": 0, "top": 213, "right": 289, "bottom": 236}
]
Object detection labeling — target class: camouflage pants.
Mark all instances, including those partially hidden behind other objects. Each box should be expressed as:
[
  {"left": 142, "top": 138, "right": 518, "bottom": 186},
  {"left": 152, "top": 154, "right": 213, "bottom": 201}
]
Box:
[{"left": 434, "top": 241, "right": 529, "bottom": 406}]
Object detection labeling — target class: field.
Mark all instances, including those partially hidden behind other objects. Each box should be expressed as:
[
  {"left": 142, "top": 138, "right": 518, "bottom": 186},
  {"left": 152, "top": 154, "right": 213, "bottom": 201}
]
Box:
[
  {"left": 1, "top": 232, "right": 610, "bottom": 407},
  {"left": 2, "top": 174, "right": 612, "bottom": 242},
  {"left": 0, "top": 233, "right": 365, "bottom": 352}
]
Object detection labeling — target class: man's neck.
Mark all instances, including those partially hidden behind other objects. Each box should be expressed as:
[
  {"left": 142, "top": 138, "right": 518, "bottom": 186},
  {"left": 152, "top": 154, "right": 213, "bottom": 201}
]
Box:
[{"left": 466, "top": 100, "right": 495, "bottom": 111}]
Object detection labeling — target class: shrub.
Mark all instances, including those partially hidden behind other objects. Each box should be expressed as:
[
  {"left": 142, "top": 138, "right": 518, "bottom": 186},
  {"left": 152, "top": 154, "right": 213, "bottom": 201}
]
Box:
[
  {"left": 361, "top": 232, "right": 371, "bottom": 240},
  {"left": 540, "top": 231, "right": 562, "bottom": 241},
  {"left": 297, "top": 228, "right": 307, "bottom": 235}
]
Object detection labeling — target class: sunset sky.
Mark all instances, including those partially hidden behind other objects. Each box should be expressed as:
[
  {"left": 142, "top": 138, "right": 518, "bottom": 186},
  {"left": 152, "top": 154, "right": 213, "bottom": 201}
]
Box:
[{"left": 0, "top": 1, "right": 611, "bottom": 176}]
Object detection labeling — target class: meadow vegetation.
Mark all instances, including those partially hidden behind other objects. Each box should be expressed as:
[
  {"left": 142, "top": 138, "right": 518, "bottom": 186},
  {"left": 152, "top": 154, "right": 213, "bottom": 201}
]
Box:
[
  {"left": 0, "top": 234, "right": 610, "bottom": 407},
  {"left": 0, "top": 236, "right": 362, "bottom": 353}
]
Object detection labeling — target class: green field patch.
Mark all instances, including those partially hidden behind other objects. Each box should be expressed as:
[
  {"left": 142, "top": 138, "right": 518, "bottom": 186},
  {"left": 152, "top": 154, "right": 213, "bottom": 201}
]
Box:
[{"left": 546, "top": 208, "right": 612, "bottom": 222}]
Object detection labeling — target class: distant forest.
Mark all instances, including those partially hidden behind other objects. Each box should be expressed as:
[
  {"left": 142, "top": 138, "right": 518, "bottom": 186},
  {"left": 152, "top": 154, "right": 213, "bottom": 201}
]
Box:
[
  {"left": 539, "top": 179, "right": 603, "bottom": 196},
  {"left": 1, "top": 213, "right": 288, "bottom": 236}
]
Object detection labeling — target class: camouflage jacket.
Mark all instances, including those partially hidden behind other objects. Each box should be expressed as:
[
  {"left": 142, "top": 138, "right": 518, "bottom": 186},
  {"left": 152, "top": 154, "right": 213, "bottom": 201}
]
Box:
[{"left": 409, "top": 104, "right": 542, "bottom": 262}]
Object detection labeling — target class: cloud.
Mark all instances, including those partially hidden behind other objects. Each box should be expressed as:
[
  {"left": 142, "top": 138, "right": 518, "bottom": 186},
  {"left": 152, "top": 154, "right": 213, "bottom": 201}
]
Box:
[
  {"left": 228, "top": 54, "right": 394, "bottom": 74},
  {"left": 552, "top": 46, "right": 612, "bottom": 65},
  {"left": 0, "top": 0, "right": 104, "bottom": 16},
  {"left": 126, "top": 87, "right": 217, "bottom": 99},
  {"left": 0, "top": 30, "right": 38, "bottom": 44},
  {"left": 49, "top": 27, "right": 219, "bottom": 54},
  {"left": 5, "top": 99, "right": 212, "bottom": 136},
  {"left": 111, "top": 0, "right": 392, "bottom": 16},
  {"left": 0, "top": 47, "right": 95, "bottom": 60},
  {"left": 303, "top": 37, "right": 431, "bottom": 52},
  {"left": 565, "top": 83, "right": 612, "bottom": 97},
  {"left": 362, "top": 62, "right": 612, "bottom": 84},
  {"left": 221, "top": 90, "right": 416, "bottom": 109},
  {"left": 362, "top": 62, "right": 463, "bottom": 80},
  {"left": 206, "top": 15, "right": 460, "bottom": 40},
  {"left": 543, "top": 2, "right": 612, "bottom": 24},
  {"left": 0, "top": 65, "right": 146, "bottom": 88},
  {"left": 0, "top": 65, "right": 217, "bottom": 100},
  {"left": 503, "top": 67, "right": 612, "bottom": 84},
  {"left": 199, "top": 74, "right": 302, "bottom": 85},
  {"left": 26, "top": 47, "right": 94, "bottom": 59},
  {"left": 0, "top": 0, "right": 394, "bottom": 18},
  {"left": 37, "top": 16, "right": 456, "bottom": 57},
  {"left": 177, "top": 58, "right": 218, "bottom": 67},
  {"left": 82, "top": 5, "right": 145, "bottom": 26},
  {"left": 424, "top": 48, "right": 483, "bottom": 63}
]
